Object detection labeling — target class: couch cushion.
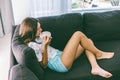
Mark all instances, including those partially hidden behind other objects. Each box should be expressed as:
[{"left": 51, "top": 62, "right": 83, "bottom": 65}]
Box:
[
  {"left": 44, "top": 40, "right": 120, "bottom": 80},
  {"left": 83, "top": 10, "right": 120, "bottom": 41},
  {"left": 38, "top": 13, "right": 83, "bottom": 50},
  {"left": 65, "top": 40, "right": 120, "bottom": 80},
  {"left": 9, "top": 64, "right": 39, "bottom": 80}
]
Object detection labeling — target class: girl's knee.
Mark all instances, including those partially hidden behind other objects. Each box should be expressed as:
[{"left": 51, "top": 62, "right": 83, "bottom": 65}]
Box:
[
  {"left": 74, "top": 31, "right": 82, "bottom": 35},
  {"left": 88, "top": 38, "right": 93, "bottom": 44},
  {"left": 74, "top": 31, "right": 86, "bottom": 38}
]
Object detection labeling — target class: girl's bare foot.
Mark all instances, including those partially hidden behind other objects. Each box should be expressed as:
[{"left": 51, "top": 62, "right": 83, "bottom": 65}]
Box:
[
  {"left": 91, "top": 67, "right": 112, "bottom": 78},
  {"left": 96, "top": 51, "right": 114, "bottom": 60}
]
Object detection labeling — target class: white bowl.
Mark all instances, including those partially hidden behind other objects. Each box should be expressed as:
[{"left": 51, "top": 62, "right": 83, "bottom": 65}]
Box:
[{"left": 40, "top": 31, "right": 52, "bottom": 39}]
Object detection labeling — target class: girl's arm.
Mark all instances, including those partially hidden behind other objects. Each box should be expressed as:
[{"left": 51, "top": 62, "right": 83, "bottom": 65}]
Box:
[
  {"left": 40, "top": 36, "right": 51, "bottom": 68},
  {"left": 40, "top": 44, "right": 48, "bottom": 68}
]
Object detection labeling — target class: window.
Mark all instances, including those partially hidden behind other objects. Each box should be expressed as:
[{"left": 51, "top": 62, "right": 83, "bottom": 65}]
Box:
[
  {"left": 72, "top": 0, "right": 120, "bottom": 10},
  {"left": 31, "top": 0, "right": 120, "bottom": 17},
  {"left": 30, "top": 0, "right": 71, "bottom": 17}
]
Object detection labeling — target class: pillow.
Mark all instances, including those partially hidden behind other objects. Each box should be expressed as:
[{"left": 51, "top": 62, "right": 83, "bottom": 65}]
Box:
[
  {"left": 9, "top": 64, "right": 39, "bottom": 80},
  {"left": 83, "top": 10, "right": 120, "bottom": 41},
  {"left": 39, "top": 13, "right": 83, "bottom": 50}
]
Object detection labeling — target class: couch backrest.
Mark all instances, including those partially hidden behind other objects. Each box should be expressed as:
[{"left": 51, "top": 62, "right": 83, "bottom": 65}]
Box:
[
  {"left": 38, "top": 13, "right": 83, "bottom": 50},
  {"left": 83, "top": 10, "right": 120, "bottom": 41}
]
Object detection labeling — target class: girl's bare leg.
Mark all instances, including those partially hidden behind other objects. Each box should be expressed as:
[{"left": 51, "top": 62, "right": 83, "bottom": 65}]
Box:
[
  {"left": 72, "top": 43, "right": 113, "bottom": 78},
  {"left": 87, "top": 39, "right": 114, "bottom": 60},
  {"left": 61, "top": 32, "right": 84, "bottom": 69},
  {"left": 60, "top": 31, "right": 114, "bottom": 70},
  {"left": 85, "top": 50, "right": 112, "bottom": 78},
  {"left": 74, "top": 44, "right": 84, "bottom": 59}
]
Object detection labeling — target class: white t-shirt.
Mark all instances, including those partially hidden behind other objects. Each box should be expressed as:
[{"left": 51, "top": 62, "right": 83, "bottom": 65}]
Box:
[{"left": 28, "top": 42, "right": 59, "bottom": 62}]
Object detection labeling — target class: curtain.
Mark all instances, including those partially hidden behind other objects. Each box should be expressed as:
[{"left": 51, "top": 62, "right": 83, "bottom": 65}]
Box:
[
  {"left": 110, "top": 0, "right": 120, "bottom": 6},
  {"left": 30, "top": 0, "right": 71, "bottom": 17},
  {"left": 0, "top": 0, "right": 14, "bottom": 37}
]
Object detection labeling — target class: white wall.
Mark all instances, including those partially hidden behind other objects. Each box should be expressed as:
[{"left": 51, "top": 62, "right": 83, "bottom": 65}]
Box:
[{"left": 11, "top": 0, "right": 31, "bottom": 24}]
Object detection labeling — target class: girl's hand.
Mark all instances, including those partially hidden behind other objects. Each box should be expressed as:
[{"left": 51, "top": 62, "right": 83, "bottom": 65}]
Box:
[{"left": 42, "top": 36, "right": 51, "bottom": 46}]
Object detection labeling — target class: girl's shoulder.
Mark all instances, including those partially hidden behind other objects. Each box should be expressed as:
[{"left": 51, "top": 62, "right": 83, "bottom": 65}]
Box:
[
  {"left": 28, "top": 42, "right": 42, "bottom": 50},
  {"left": 28, "top": 42, "right": 38, "bottom": 47},
  {"left": 28, "top": 41, "right": 36, "bottom": 45}
]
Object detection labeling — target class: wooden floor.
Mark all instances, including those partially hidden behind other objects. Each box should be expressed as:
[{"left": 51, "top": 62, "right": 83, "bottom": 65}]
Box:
[{"left": 0, "top": 33, "right": 11, "bottom": 80}]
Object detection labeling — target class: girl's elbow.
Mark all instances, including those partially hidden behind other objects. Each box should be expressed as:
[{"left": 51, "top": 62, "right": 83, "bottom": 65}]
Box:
[{"left": 40, "top": 61, "right": 48, "bottom": 68}]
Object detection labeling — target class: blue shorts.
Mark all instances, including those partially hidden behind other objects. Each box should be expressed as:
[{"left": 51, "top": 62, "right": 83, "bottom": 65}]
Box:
[{"left": 47, "top": 51, "right": 68, "bottom": 72}]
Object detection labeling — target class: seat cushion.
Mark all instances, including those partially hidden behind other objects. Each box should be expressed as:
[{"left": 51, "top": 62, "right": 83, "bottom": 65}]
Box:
[
  {"left": 9, "top": 64, "right": 39, "bottom": 80},
  {"left": 44, "top": 40, "right": 120, "bottom": 80}
]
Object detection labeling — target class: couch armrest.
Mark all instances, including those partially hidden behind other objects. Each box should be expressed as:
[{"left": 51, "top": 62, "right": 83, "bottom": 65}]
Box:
[
  {"left": 11, "top": 25, "right": 44, "bottom": 80},
  {"left": 9, "top": 64, "right": 39, "bottom": 80}
]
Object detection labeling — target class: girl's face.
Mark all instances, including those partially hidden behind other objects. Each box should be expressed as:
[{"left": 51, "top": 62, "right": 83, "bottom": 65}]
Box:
[{"left": 36, "top": 22, "right": 42, "bottom": 37}]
